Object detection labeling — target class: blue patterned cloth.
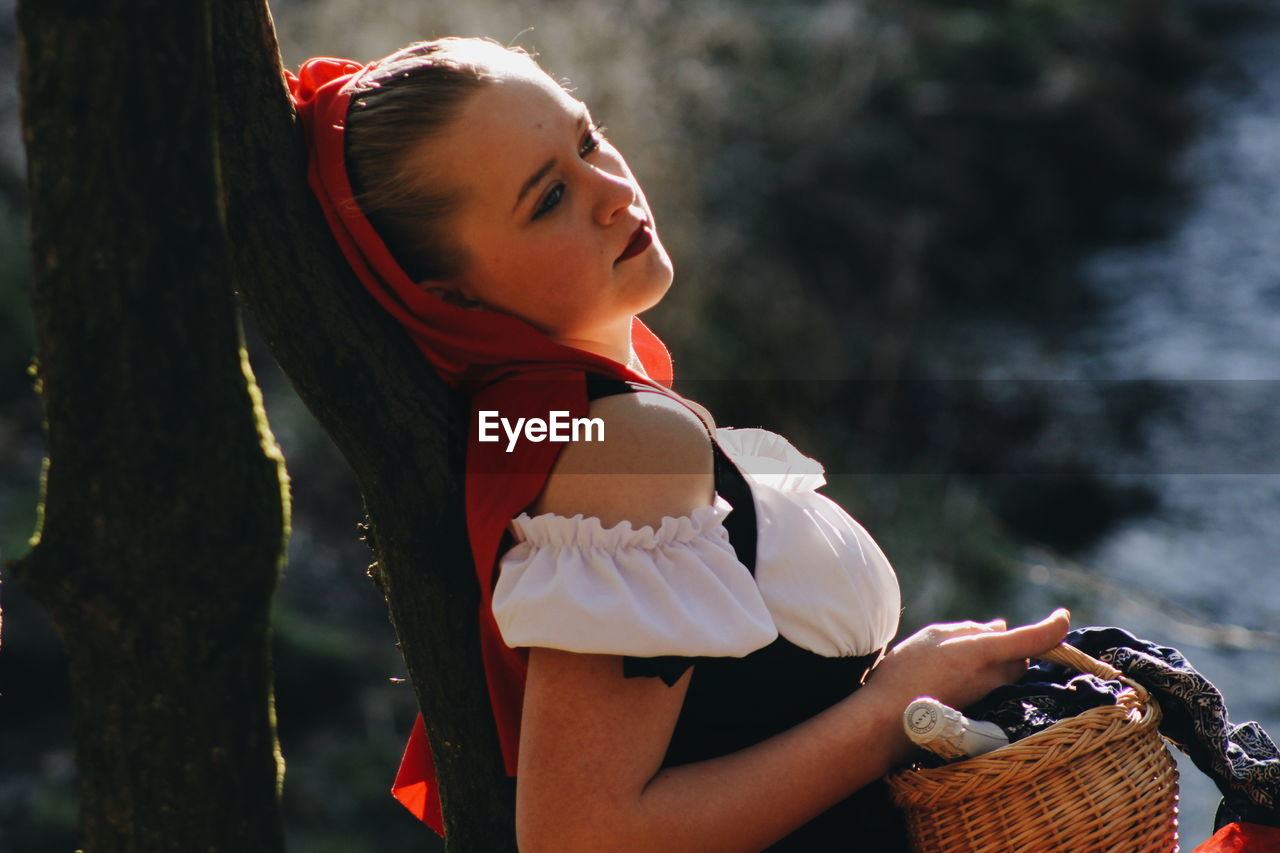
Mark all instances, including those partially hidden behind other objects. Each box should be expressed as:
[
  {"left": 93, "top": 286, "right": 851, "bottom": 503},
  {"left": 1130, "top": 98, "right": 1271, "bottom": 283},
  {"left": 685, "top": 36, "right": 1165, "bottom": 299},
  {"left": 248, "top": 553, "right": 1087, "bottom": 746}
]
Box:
[{"left": 964, "top": 626, "right": 1280, "bottom": 832}]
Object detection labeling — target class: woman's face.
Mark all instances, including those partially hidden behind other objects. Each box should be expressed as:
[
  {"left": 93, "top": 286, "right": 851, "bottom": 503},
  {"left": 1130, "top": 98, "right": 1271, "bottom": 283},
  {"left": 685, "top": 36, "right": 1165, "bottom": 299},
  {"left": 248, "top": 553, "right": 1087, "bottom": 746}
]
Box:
[{"left": 416, "top": 58, "right": 674, "bottom": 355}]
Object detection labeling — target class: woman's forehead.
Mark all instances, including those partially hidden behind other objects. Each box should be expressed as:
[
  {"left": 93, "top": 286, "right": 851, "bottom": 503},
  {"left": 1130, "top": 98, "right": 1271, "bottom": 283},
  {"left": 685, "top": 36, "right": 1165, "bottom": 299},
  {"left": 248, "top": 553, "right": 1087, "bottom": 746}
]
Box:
[
  {"left": 461, "top": 71, "right": 582, "bottom": 145},
  {"left": 424, "top": 70, "right": 585, "bottom": 215},
  {"left": 493, "top": 60, "right": 583, "bottom": 111}
]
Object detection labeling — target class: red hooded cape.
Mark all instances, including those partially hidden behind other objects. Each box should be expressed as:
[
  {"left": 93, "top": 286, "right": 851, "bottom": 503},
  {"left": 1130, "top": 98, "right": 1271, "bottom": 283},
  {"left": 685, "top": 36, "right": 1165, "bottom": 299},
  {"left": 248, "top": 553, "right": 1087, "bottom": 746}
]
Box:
[{"left": 287, "top": 57, "right": 673, "bottom": 835}]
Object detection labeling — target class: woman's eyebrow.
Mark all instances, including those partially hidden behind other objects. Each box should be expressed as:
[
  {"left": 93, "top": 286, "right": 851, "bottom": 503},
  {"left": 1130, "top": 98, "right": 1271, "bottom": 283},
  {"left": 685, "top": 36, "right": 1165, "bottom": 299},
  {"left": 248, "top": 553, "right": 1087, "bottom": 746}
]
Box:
[
  {"left": 512, "top": 114, "right": 589, "bottom": 213},
  {"left": 514, "top": 158, "right": 556, "bottom": 212}
]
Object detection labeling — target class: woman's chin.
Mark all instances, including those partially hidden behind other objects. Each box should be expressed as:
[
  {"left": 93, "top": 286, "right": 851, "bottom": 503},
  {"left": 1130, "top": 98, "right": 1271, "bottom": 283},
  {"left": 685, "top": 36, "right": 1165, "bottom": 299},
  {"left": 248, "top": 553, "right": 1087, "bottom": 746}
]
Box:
[{"left": 639, "top": 260, "right": 676, "bottom": 310}]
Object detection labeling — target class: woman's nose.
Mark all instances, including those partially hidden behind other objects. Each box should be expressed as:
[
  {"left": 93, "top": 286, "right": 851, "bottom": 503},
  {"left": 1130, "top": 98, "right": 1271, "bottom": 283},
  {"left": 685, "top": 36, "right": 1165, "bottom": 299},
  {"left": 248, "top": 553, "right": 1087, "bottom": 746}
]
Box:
[{"left": 591, "top": 164, "right": 636, "bottom": 225}]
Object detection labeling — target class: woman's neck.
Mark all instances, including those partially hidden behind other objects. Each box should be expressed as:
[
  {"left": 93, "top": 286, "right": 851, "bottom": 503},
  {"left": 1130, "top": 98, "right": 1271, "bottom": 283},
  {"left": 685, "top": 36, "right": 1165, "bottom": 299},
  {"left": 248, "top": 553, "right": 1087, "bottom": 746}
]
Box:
[
  {"left": 625, "top": 348, "right": 649, "bottom": 378},
  {"left": 553, "top": 318, "right": 644, "bottom": 375}
]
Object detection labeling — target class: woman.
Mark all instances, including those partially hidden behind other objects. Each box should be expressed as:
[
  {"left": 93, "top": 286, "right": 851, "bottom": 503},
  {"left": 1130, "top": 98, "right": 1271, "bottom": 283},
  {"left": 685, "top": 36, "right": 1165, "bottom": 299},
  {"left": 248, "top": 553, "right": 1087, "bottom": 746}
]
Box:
[{"left": 289, "top": 37, "right": 1070, "bottom": 851}]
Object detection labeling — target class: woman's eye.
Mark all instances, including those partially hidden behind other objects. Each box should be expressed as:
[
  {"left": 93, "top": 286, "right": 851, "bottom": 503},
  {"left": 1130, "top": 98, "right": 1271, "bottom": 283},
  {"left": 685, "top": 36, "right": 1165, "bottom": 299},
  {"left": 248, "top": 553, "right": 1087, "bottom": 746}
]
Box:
[
  {"left": 532, "top": 127, "right": 607, "bottom": 220},
  {"left": 580, "top": 125, "right": 606, "bottom": 158},
  {"left": 533, "top": 183, "right": 564, "bottom": 219}
]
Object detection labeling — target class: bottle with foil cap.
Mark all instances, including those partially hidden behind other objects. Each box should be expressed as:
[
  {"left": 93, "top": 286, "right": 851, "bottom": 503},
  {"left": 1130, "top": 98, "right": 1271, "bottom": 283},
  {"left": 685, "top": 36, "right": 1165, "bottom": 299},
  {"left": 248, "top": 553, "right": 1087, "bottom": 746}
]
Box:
[{"left": 903, "top": 697, "right": 1010, "bottom": 761}]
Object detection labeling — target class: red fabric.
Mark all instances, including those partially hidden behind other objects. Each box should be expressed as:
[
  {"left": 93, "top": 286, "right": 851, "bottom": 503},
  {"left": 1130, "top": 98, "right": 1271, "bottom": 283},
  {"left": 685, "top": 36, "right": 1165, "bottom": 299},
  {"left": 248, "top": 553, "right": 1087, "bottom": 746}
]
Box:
[
  {"left": 1192, "top": 822, "right": 1280, "bottom": 852},
  {"left": 287, "top": 58, "right": 673, "bottom": 836}
]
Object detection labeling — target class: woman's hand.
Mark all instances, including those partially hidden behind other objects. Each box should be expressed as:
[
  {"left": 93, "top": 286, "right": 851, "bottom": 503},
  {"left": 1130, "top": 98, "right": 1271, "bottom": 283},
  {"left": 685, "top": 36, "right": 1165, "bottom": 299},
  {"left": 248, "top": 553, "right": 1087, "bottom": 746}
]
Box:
[
  {"left": 516, "top": 613, "right": 1070, "bottom": 853},
  {"left": 864, "top": 609, "right": 1071, "bottom": 736}
]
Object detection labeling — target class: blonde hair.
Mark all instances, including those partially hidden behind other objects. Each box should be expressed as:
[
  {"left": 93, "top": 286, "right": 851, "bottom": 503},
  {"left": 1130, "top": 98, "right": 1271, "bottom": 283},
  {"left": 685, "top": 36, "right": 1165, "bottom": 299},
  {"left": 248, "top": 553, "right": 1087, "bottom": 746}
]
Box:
[{"left": 344, "top": 38, "right": 533, "bottom": 282}]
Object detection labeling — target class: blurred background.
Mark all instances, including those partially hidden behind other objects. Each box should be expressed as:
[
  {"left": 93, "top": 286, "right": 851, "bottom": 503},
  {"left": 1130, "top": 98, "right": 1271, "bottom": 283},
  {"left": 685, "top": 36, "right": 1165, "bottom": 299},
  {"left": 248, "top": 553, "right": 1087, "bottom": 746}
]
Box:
[{"left": 3, "top": 0, "right": 1279, "bottom": 849}]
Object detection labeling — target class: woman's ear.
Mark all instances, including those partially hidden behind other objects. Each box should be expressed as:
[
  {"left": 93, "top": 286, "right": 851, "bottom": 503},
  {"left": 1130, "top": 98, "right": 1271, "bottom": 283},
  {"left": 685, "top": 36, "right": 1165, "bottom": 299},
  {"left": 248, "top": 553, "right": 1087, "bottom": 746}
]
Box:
[{"left": 423, "top": 283, "right": 486, "bottom": 311}]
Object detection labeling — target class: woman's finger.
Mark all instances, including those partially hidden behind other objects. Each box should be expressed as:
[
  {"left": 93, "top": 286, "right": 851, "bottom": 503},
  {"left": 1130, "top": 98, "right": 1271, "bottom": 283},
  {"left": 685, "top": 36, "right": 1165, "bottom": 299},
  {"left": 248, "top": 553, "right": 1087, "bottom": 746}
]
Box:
[
  {"left": 928, "top": 620, "right": 998, "bottom": 639},
  {"left": 1002, "top": 657, "right": 1029, "bottom": 684},
  {"left": 992, "top": 609, "right": 1071, "bottom": 660}
]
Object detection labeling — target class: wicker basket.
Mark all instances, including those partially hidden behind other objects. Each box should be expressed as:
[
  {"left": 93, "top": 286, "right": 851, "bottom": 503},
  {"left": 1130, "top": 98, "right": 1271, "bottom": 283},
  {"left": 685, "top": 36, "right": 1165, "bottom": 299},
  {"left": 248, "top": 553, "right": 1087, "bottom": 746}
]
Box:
[{"left": 885, "top": 643, "right": 1180, "bottom": 853}]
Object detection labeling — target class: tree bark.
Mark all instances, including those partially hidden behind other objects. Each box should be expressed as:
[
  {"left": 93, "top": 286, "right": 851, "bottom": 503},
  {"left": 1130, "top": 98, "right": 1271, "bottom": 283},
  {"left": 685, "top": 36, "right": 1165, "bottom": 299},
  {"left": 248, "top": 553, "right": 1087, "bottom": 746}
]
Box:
[
  {"left": 11, "top": 0, "right": 288, "bottom": 851},
  {"left": 13, "top": 0, "right": 517, "bottom": 847},
  {"left": 211, "top": 2, "right": 518, "bottom": 850}
]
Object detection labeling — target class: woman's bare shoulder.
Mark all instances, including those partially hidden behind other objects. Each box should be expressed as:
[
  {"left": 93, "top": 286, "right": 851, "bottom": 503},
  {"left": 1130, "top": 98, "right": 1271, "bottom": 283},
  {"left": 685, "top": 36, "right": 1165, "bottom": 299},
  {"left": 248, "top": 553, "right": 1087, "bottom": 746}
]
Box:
[{"left": 531, "top": 390, "right": 715, "bottom": 528}]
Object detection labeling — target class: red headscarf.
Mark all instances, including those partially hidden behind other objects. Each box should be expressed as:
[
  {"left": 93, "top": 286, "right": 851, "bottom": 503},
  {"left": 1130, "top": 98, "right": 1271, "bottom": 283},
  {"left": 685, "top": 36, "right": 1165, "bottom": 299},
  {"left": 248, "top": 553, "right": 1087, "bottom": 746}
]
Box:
[{"left": 287, "top": 56, "right": 673, "bottom": 835}]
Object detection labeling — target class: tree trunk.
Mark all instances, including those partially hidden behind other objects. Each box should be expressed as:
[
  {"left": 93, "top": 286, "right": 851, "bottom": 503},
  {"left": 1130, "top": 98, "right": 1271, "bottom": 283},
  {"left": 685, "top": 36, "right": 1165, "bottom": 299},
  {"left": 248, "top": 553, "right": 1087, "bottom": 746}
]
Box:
[
  {"left": 12, "top": 0, "right": 517, "bottom": 847},
  {"left": 10, "top": 0, "right": 289, "bottom": 851},
  {"left": 211, "top": 2, "right": 518, "bottom": 850}
]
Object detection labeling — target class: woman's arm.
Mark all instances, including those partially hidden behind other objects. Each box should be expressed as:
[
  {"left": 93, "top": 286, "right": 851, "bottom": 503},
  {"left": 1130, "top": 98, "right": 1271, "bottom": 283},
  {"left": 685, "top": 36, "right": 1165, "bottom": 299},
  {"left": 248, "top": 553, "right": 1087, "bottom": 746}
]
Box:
[
  {"left": 518, "top": 620, "right": 1068, "bottom": 853},
  {"left": 515, "top": 392, "right": 1069, "bottom": 853}
]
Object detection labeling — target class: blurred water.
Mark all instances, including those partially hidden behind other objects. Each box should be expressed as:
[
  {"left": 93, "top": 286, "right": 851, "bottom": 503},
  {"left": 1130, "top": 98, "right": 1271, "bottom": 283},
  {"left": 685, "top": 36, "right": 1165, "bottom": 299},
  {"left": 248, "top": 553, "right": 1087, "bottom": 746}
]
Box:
[{"left": 1077, "top": 17, "right": 1280, "bottom": 843}]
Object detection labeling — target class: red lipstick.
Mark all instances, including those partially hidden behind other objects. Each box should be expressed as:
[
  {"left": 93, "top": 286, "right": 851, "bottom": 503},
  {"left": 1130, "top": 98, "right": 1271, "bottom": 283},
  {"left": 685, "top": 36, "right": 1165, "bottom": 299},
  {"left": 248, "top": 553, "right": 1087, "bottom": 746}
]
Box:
[{"left": 616, "top": 223, "right": 653, "bottom": 262}]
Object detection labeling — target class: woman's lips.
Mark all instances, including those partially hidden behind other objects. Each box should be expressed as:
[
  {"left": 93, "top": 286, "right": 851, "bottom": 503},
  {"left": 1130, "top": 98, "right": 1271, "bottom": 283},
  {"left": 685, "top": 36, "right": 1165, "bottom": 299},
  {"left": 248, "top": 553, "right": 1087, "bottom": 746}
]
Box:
[{"left": 616, "top": 223, "right": 653, "bottom": 263}]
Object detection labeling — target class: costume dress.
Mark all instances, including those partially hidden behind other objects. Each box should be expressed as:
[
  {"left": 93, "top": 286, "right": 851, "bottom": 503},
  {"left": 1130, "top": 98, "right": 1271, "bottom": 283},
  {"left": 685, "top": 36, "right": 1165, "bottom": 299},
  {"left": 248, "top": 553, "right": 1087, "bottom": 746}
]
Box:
[
  {"left": 288, "top": 56, "right": 910, "bottom": 850},
  {"left": 491, "top": 376, "right": 912, "bottom": 851}
]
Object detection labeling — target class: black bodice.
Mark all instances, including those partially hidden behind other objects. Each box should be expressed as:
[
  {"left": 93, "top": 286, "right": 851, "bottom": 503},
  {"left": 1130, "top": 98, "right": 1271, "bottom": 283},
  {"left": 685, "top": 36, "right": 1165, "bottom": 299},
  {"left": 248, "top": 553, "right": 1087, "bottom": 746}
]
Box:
[{"left": 585, "top": 374, "right": 909, "bottom": 851}]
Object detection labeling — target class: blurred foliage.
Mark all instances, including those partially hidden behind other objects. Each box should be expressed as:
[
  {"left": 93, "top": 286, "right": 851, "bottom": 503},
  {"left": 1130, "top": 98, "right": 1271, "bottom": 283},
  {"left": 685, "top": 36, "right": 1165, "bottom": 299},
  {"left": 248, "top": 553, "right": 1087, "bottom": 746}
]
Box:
[
  {"left": 2, "top": 0, "right": 1269, "bottom": 848},
  {"left": 757, "top": 0, "right": 1204, "bottom": 354},
  {"left": 656, "top": 0, "right": 1215, "bottom": 574}
]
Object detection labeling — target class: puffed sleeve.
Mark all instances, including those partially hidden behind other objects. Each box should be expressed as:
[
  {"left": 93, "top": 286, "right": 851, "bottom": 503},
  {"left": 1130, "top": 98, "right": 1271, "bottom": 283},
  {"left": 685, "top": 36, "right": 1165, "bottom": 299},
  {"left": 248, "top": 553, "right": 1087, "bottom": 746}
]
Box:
[{"left": 492, "top": 496, "right": 779, "bottom": 663}]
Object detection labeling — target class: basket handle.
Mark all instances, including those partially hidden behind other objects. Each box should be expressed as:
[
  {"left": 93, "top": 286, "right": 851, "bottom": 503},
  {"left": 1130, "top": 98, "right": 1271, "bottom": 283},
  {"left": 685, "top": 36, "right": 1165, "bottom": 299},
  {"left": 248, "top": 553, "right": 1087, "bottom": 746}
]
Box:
[{"left": 1037, "top": 642, "right": 1150, "bottom": 704}]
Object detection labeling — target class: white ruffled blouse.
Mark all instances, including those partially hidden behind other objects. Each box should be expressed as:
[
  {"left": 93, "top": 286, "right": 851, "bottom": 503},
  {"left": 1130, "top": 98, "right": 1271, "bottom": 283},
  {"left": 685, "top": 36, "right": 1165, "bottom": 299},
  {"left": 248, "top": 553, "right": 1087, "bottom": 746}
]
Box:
[{"left": 491, "top": 427, "right": 901, "bottom": 660}]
